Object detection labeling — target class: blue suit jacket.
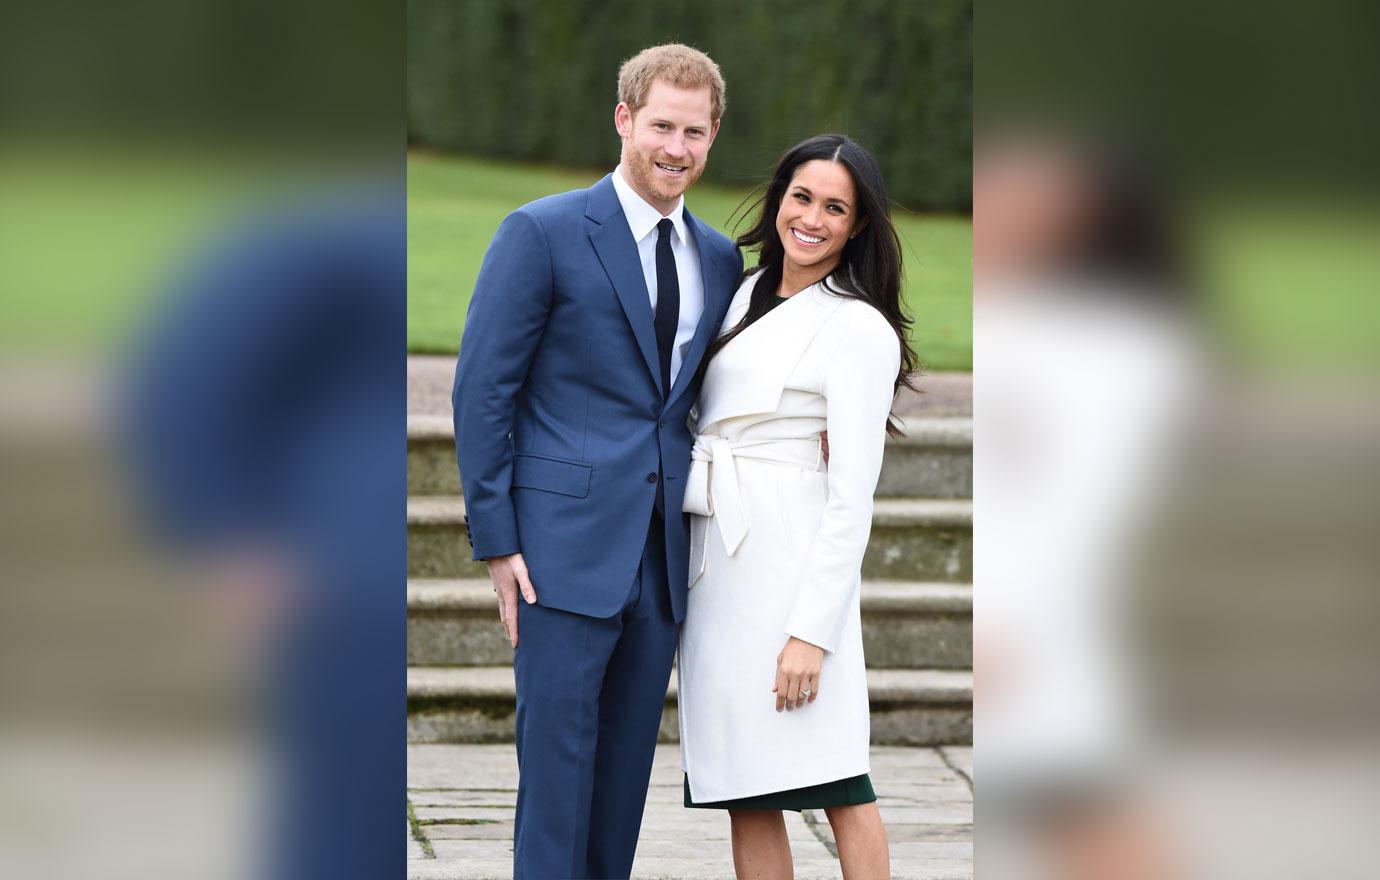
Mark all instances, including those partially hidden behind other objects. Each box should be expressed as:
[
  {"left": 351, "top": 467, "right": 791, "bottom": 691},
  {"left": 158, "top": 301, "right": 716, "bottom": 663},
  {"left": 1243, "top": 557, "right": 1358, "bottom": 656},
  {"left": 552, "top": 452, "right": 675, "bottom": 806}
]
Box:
[{"left": 453, "top": 173, "right": 741, "bottom": 623}]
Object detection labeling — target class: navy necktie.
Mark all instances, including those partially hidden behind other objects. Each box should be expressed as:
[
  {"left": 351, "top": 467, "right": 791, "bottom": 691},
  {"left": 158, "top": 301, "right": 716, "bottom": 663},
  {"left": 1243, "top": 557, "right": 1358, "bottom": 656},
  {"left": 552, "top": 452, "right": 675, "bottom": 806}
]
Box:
[{"left": 653, "top": 218, "right": 680, "bottom": 396}]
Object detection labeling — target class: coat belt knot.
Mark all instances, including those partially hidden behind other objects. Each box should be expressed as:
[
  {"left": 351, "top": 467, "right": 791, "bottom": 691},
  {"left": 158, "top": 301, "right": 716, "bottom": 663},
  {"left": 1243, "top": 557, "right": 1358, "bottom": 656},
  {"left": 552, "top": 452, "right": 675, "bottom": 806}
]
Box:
[{"left": 683, "top": 434, "right": 823, "bottom": 589}]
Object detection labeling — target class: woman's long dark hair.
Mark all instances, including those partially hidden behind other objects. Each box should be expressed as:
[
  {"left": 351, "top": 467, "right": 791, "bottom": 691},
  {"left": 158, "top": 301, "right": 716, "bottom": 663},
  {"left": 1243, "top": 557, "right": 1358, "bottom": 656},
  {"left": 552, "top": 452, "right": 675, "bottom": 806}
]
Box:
[{"left": 707, "top": 133, "right": 919, "bottom": 435}]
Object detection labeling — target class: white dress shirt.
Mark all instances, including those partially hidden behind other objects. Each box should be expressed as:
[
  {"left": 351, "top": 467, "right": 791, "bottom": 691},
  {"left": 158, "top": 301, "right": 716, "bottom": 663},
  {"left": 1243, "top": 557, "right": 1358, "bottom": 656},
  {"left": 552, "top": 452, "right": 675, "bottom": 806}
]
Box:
[{"left": 612, "top": 165, "right": 705, "bottom": 389}]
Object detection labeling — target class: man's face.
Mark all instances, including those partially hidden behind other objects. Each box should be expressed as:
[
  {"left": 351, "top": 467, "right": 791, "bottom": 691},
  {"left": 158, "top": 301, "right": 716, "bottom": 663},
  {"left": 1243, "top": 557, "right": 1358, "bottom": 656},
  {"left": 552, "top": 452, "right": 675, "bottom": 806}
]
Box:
[{"left": 615, "top": 80, "right": 719, "bottom": 214}]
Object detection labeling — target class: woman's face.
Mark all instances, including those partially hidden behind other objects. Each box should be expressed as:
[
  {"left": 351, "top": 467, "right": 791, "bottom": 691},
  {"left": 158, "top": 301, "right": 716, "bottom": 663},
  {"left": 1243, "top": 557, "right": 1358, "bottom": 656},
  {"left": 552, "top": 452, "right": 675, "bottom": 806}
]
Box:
[{"left": 775, "top": 159, "right": 863, "bottom": 277}]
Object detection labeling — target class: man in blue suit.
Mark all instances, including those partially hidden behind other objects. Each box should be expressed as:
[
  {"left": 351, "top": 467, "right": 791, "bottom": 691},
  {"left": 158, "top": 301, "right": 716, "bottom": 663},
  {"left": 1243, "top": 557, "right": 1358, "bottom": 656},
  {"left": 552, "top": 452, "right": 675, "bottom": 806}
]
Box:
[{"left": 452, "top": 44, "right": 741, "bottom": 879}]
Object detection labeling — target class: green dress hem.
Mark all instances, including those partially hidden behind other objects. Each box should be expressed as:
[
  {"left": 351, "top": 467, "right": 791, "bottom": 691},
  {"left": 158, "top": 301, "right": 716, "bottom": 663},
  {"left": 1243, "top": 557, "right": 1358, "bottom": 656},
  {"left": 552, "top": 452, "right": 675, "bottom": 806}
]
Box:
[{"left": 683, "top": 772, "right": 876, "bottom": 812}]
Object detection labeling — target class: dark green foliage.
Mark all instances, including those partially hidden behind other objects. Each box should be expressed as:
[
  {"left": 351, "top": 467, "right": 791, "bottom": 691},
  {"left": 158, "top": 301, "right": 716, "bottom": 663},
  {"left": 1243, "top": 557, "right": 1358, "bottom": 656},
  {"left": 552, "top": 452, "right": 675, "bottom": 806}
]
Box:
[{"left": 407, "top": 0, "right": 971, "bottom": 212}]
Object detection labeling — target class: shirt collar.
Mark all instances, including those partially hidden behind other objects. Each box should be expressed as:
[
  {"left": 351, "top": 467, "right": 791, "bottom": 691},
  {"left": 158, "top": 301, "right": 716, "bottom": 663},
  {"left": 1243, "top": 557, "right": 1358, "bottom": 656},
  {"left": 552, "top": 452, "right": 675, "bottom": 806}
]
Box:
[{"left": 612, "top": 164, "right": 688, "bottom": 246}]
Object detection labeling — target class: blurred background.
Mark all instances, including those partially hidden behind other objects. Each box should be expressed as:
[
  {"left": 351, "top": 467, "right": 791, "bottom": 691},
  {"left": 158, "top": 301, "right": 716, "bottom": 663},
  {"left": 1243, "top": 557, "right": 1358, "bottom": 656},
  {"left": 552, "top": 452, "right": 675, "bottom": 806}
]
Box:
[
  {"left": 976, "top": 1, "right": 1380, "bottom": 878},
  {"left": 1, "top": 2, "right": 404, "bottom": 879}
]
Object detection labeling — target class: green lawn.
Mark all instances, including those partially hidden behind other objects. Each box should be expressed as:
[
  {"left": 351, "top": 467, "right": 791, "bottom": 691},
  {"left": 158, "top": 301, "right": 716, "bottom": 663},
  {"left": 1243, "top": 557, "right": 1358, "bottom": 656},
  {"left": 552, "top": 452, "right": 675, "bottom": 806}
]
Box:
[
  {"left": 0, "top": 147, "right": 259, "bottom": 353},
  {"left": 408, "top": 152, "right": 974, "bottom": 371}
]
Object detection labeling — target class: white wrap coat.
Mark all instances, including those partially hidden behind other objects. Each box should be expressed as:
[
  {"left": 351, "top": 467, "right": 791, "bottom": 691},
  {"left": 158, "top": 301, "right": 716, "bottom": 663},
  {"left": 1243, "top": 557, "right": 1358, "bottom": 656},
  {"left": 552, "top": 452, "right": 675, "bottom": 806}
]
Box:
[{"left": 678, "top": 274, "right": 901, "bottom": 803}]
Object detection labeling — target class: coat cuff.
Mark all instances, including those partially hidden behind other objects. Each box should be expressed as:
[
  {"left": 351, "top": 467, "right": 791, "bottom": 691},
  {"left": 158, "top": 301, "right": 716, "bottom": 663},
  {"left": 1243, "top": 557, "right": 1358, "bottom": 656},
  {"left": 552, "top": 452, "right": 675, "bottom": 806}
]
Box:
[
  {"left": 466, "top": 511, "right": 520, "bottom": 562},
  {"left": 783, "top": 617, "right": 842, "bottom": 655}
]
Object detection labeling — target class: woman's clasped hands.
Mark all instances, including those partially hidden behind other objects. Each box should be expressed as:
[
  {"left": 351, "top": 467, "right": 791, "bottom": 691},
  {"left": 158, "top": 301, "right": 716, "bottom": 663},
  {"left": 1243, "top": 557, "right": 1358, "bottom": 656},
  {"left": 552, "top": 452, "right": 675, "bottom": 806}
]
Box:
[{"left": 773, "top": 636, "right": 824, "bottom": 712}]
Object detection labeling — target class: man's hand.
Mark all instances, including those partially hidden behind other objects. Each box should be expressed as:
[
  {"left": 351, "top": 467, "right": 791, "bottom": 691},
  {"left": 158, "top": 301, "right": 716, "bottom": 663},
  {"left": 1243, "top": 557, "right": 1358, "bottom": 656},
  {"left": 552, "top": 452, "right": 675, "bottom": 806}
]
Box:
[
  {"left": 820, "top": 430, "right": 830, "bottom": 464},
  {"left": 485, "top": 553, "right": 537, "bottom": 648},
  {"left": 773, "top": 636, "right": 824, "bottom": 712}
]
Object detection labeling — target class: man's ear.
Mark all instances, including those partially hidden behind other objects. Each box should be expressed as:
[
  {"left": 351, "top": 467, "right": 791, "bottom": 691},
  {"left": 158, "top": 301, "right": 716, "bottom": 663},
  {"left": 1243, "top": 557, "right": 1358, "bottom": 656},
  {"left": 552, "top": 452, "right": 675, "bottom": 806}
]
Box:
[
  {"left": 705, "top": 118, "right": 721, "bottom": 147},
  {"left": 614, "top": 102, "right": 633, "bottom": 139}
]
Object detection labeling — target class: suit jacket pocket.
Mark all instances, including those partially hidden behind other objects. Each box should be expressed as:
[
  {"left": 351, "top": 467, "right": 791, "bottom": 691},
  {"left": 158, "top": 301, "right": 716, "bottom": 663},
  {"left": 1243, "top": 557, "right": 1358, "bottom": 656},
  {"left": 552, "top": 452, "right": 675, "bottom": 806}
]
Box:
[{"left": 512, "top": 453, "right": 592, "bottom": 498}]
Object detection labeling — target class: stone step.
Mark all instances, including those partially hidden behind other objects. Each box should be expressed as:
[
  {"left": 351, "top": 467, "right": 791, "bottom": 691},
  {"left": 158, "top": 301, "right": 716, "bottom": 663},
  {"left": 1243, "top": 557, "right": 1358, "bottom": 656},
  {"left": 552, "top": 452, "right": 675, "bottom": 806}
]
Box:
[
  {"left": 407, "top": 667, "right": 972, "bottom": 746},
  {"left": 407, "top": 496, "right": 972, "bottom": 583},
  {"left": 409, "top": 579, "right": 971, "bottom": 669},
  {"left": 407, "top": 415, "right": 972, "bottom": 499},
  {"left": 875, "top": 418, "right": 973, "bottom": 498}
]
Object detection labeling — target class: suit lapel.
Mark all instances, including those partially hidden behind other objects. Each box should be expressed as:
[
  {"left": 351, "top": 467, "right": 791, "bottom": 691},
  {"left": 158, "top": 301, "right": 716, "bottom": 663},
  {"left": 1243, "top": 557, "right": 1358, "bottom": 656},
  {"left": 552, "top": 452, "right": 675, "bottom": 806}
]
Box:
[
  {"left": 667, "top": 212, "right": 727, "bottom": 406},
  {"left": 586, "top": 175, "right": 663, "bottom": 396}
]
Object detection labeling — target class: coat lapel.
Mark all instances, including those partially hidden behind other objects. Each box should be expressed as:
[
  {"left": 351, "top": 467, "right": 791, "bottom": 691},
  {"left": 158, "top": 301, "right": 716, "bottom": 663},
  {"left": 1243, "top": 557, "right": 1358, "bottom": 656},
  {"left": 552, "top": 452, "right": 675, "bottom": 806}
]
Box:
[
  {"left": 695, "top": 281, "right": 847, "bottom": 429},
  {"left": 667, "top": 211, "right": 728, "bottom": 406},
  {"left": 586, "top": 175, "right": 663, "bottom": 396}
]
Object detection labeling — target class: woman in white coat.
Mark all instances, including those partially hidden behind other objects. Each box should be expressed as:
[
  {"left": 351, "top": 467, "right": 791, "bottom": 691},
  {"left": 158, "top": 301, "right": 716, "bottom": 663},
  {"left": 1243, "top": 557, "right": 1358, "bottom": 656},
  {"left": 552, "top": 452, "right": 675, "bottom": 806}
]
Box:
[{"left": 679, "top": 134, "right": 918, "bottom": 879}]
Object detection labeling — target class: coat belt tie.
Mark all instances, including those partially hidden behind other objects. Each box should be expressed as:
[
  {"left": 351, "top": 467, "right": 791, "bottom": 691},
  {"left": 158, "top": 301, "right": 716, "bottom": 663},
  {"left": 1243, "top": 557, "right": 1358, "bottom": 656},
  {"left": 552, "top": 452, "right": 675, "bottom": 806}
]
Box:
[{"left": 683, "top": 434, "right": 823, "bottom": 589}]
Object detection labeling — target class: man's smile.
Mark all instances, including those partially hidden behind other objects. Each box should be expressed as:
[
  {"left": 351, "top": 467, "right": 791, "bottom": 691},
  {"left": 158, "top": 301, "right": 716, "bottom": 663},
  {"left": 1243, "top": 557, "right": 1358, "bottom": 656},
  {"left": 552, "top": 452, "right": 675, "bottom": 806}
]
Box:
[{"left": 655, "top": 161, "right": 688, "bottom": 176}]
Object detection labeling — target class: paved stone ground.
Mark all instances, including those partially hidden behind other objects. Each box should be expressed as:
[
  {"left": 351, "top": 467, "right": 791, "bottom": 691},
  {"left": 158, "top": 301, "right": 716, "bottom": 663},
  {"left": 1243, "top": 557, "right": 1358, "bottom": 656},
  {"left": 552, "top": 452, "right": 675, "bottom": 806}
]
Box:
[
  {"left": 408, "top": 743, "right": 972, "bottom": 879},
  {"left": 408, "top": 355, "right": 972, "bottom": 419}
]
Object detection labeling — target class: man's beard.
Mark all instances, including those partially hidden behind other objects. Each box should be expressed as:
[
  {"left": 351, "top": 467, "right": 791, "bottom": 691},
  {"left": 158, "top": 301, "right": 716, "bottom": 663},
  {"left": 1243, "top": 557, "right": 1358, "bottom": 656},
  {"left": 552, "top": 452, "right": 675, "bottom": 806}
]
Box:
[{"left": 628, "top": 149, "right": 700, "bottom": 202}]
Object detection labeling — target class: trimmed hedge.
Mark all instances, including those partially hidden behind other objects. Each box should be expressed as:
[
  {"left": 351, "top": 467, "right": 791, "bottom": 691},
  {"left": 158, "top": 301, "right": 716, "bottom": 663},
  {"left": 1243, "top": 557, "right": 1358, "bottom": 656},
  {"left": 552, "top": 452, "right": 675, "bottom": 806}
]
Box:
[{"left": 408, "top": 0, "right": 971, "bottom": 212}]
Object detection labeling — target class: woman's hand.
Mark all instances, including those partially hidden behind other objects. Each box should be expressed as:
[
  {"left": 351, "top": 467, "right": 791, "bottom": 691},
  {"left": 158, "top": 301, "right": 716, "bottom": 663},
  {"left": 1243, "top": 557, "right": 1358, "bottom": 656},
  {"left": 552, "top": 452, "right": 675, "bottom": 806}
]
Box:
[{"left": 774, "top": 636, "right": 824, "bottom": 712}]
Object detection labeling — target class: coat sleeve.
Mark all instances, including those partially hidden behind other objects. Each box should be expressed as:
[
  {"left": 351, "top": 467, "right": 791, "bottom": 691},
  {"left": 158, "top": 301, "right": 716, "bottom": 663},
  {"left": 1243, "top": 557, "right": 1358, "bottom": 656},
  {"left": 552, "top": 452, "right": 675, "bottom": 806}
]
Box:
[
  {"left": 783, "top": 305, "right": 901, "bottom": 652},
  {"left": 452, "top": 208, "right": 554, "bottom": 560}
]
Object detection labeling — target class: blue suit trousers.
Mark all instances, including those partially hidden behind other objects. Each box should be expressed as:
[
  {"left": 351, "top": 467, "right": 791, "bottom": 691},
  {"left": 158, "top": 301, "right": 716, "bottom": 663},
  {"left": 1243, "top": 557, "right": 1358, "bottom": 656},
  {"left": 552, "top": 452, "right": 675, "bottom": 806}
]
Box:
[{"left": 511, "top": 511, "right": 678, "bottom": 879}]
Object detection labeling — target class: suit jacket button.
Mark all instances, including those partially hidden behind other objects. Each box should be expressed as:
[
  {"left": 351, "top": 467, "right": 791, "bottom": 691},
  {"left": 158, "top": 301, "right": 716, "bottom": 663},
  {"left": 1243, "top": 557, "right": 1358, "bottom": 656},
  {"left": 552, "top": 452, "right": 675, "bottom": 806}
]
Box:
[{"left": 646, "top": 472, "right": 657, "bottom": 483}]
